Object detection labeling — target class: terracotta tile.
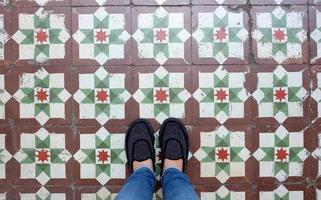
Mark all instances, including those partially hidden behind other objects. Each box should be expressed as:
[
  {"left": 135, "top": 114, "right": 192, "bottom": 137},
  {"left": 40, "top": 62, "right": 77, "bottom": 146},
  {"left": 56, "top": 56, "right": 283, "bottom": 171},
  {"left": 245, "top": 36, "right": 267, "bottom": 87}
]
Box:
[
  {"left": 132, "top": 7, "right": 191, "bottom": 66},
  {"left": 310, "top": 7, "right": 321, "bottom": 64},
  {"left": 251, "top": 0, "right": 307, "bottom": 4},
  {"left": 73, "top": 126, "right": 127, "bottom": 186},
  {"left": 72, "top": 6, "right": 131, "bottom": 66},
  {"left": 72, "top": 0, "right": 129, "bottom": 6},
  {"left": 252, "top": 124, "right": 310, "bottom": 185},
  {"left": 250, "top": 65, "right": 309, "bottom": 126},
  {"left": 192, "top": 6, "right": 249, "bottom": 65},
  {"left": 11, "top": 126, "right": 74, "bottom": 186},
  {"left": 133, "top": 0, "right": 190, "bottom": 5},
  {"left": 191, "top": 125, "right": 255, "bottom": 185},
  {"left": 7, "top": 66, "right": 73, "bottom": 127},
  {"left": 11, "top": 7, "right": 72, "bottom": 67},
  {"left": 12, "top": 0, "right": 71, "bottom": 7},
  {"left": 251, "top": 6, "right": 308, "bottom": 64},
  {"left": 71, "top": 66, "right": 133, "bottom": 126},
  {"left": 192, "top": 65, "right": 251, "bottom": 125},
  {"left": 131, "top": 66, "right": 193, "bottom": 125}
]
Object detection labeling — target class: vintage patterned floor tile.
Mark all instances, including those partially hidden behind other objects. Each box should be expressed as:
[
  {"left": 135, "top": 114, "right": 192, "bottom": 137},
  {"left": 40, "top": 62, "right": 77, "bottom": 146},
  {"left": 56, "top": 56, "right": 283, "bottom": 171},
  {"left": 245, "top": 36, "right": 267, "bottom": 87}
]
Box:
[
  {"left": 251, "top": 65, "right": 309, "bottom": 125},
  {"left": 192, "top": 0, "right": 247, "bottom": 5},
  {"left": 0, "top": 8, "right": 10, "bottom": 65},
  {"left": 0, "top": 127, "right": 13, "bottom": 186},
  {"left": 192, "top": 125, "right": 253, "bottom": 185},
  {"left": 310, "top": 6, "right": 321, "bottom": 64},
  {"left": 251, "top": 0, "right": 307, "bottom": 4},
  {"left": 132, "top": 0, "right": 189, "bottom": 5},
  {"left": 72, "top": 7, "right": 131, "bottom": 66},
  {"left": 11, "top": 7, "right": 71, "bottom": 66},
  {"left": 192, "top": 65, "right": 251, "bottom": 125},
  {"left": 75, "top": 187, "right": 119, "bottom": 200},
  {"left": 310, "top": 126, "right": 321, "bottom": 181},
  {"left": 311, "top": 66, "right": 321, "bottom": 126},
  {"left": 72, "top": 66, "right": 132, "bottom": 126},
  {"left": 16, "top": 186, "right": 73, "bottom": 200},
  {"left": 257, "top": 184, "right": 313, "bottom": 199},
  {"left": 0, "top": 71, "right": 11, "bottom": 121},
  {"left": 12, "top": 127, "right": 73, "bottom": 186},
  {"left": 132, "top": 7, "right": 191, "bottom": 66},
  {"left": 199, "top": 185, "right": 252, "bottom": 200},
  {"left": 11, "top": 0, "right": 70, "bottom": 7},
  {"left": 251, "top": 6, "right": 308, "bottom": 64},
  {"left": 132, "top": 66, "right": 192, "bottom": 124},
  {"left": 11, "top": 66, "right": 72, "bottom": 126},
  {"left": 73, "top": 126, "right": 126, "bottom": 186},
  {"left": 253, "top": 125, "right": 310, "bottom": 184},
  {"left": 192, "top": 6, "right": 249, "bottom": 65},
  {"left": 311, "top": 0, "right": 321, "bottom": 4},
  {"left": 72, "top": 0, "right": 129, "bottom": 6}
]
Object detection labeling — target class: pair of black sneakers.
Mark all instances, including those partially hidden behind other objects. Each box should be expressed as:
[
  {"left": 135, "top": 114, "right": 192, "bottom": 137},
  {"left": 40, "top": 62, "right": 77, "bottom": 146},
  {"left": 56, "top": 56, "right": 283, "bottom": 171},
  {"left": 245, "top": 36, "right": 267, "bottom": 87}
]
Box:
[{"left": 125, "top": 118, "right": 189, "bottom": 174}]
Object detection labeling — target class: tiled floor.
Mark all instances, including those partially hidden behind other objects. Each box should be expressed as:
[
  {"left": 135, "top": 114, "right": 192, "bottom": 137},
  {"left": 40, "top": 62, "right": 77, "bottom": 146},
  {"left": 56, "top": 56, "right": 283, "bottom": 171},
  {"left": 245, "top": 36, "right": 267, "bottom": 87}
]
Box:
[{"left": 0, "top": 0, "right": 321, "bottom": 199}]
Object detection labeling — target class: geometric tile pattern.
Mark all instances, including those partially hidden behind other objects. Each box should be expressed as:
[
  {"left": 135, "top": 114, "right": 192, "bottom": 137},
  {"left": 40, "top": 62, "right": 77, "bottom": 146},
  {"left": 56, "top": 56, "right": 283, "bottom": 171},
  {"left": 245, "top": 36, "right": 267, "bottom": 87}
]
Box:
[
  {"left": 200, "top": 186, "right": 245, "bottom": 200},
  {"left": 0, "top": 134, "right": 11, "bottom": 179},
  {"left": 20, "top": 187, "right": 66, "bottom": 200},
  {"left": 252, "top": 6, "right": 307, "bottom": 64},
  {"left": 12, "top": 8, "right": 70, "bottom": 63},
  {"left": 73, "top": 127, "right": 126, "bottom": 185},
  {"left": 312, "top": 72, "right": 321, "bottom": 121},
  {"left": 194, "top": 126, "right": 250, "bottom": 183},
  {"left": 13, "top": 128, "right": 72, "bottom": 185},
  {"left": 133, "top": 67, "right": 191, "bottom": 123},
  {"left": 259, "top": 185, "right": 304, "bottom": 200},
  {"left": 0, "top": 74, "right": 11, "bottom": 119},
  {"left": 312, "top": 133, "right": 321, "bottom": 177},
  {"left": 252, "top": 65, "right": 308, "bottom": 124},
  {"left": 13, "top": 68, "right": 71, "bottom": 125},
  {"left": 310, "top": 6, "right": 321, "bottom": 64},
  {"left": 0, "top": 14, "right": 9, "bottom": 60},
  {"left": 253, "top": 126, "right": 309, "bottom": 182}
]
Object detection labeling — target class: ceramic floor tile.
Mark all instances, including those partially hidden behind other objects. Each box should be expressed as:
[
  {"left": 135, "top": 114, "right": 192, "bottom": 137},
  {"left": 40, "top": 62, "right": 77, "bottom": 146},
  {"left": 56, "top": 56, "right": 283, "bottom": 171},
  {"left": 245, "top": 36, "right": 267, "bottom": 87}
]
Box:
[
  {"left": 133, "top": 0, "right": 190, "bottom": 5},
  {"left": 11, "top": 7, "right": 71, "bottom": 66},
  {"left": 192, "top": 65, "right": 251, "bottom": 125},
  {"left": 0, "top": 8, "right": 11, "bottom": 65},
  {"left": 0, "top": 71, "right": 11, "bottom": 120},
  {"left": 16, "top": 186, "right": 73, "bottom": 200},
  {"left": 192, "top": 0, "right": 247, "bottom": 4},
  {"left": 251, "top": 6, "right": 308, "bottom": 64},
  {"left": 132, "top": 7, "right": 191, "bottom": 66},
  {"left": 72, "top": 0, "right": 129, "bottom": 6},
  {"left": 76, "top": 187, "right": 119, "bottom": 200},
  {"left": 251, "top": 65, "right": 309, "bottom": 125},
  {"left": 72, "top": 66, "right": 132, "bottom": 126},
  {"left": 10, "top": 66, "right": 72, "bottom": 126},
  {"left": 199, "top": 185, "right": 253, "bottom": 200},
  {"left": 311, "top": 0, "right": 321, "bottom": 4},
  {"left": 256, "top": 184, "right": 313, "bottom": 200},
  {"left": 72, "top": 7, "right": 131, "bottom": 66},
  {"left": 0, "top": 127, "right": 13, "bottom": 186},
  {"left": 132, "top": 66, "right": 192, "bottom": 124},
  {"left": 73, "top": 126, "right": 127, "bottom": 186},
  {"left": 251, "top": 0, "right": 307, "bottom": 4},
  {"left": 311, "top": 66, "right": 321, "bottom": 126},
  {"left": 310, "top": 7, "right": 321, "bottom": 64},
  {"left": 12, "top": 0, "right": 71, "bottom": 7},
  {"left": 192, "top": 6, "right": 249, "bottom": 65}
]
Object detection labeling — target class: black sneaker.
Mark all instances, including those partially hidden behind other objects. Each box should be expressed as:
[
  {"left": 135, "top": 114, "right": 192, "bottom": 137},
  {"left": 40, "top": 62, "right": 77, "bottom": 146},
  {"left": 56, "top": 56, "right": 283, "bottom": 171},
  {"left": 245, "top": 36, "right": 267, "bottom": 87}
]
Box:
[
  {"left": 125, "top": 119, "right": 155, "bottom": 173},
  {"left": 159, "top": 118, "right": 189, "bottom": 173}
]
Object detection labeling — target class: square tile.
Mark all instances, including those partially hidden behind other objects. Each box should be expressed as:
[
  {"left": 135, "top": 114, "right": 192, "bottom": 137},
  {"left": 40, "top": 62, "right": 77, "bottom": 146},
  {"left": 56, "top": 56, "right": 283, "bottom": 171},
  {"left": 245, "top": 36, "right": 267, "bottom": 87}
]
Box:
[
  {"left": 11, "top": 7, "right": 72, "bottom": 66},
  {"left": 310, "top": 6, "right": 321, "bottom": 64},
  {"left": 0, "top": 127, "right": 14, "bottom": 186},
  {"left": 251, "top": 0, "right": 307, "bottom": 4},
  {"left": 75, "top": 186, "right": 119, "bottom": 200},
  {"left": 16, "top": 186, "right": 73, "bottom": 200},
  {"left": 12, "top": 126, "right": 73, "bottom": 186},
  {"left": 0, "top": 68, "right": 12, "bottom": 122},
  {"left": 71, "top": 66, "right": 132, "bottom": 126},
  {"left": 132, "top": 66, "right": 192, "bottom": 125},
  {"left": 132, "top": 7, "right": 192, "bottom": 66},
  {"left": 256, "top": 184, "right": 313, "bottom": 200},
  {"left": 72, "top": 0, "right": 129, "bottom": 6},
  {"left": 192, "top": 0, "right": 247, "bottom": 4},
  {"left": 73, "top": 126, "right": 127, "bottom": 186},
  {"left": 9, "top": 66, "right": 72, "bottom": 126},
  {"left": 72, "top": 7, "right": 131, "bottom": 66},
  {"left": 133, "top": 0, "right": 189, "bottom": 5},
  {"left": 192, "top": 65, "right": 251, "bottom": 125},
  {"left": 0, "top": 8, "right": 12, "bottom": 65},
  {"left": 311, "top": 66, "right": 321, "bottom": 126},
  {"left": 198, "top": 185, "right": 253, "bottom": 200},
  {"left": 251, "top": 6, "right": 308, "bottom": 64},
  {"left": 251, "top": 65, "right": 309, "bottom": 125},
  {"left": 192, "top": 6, "right": 249, "bottom": 65},
  {"left": 12, "top": 0, "right": 70, "bottom": 7}
]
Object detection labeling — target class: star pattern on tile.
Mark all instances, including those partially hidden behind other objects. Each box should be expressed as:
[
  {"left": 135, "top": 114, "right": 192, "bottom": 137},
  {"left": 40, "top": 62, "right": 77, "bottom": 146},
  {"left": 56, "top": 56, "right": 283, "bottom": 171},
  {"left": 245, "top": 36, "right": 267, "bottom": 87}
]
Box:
[
  {"left": 13, "top": 68, "right": 71, "bottom": 125},
  {"left": 193, "top": 6, "right": 248, "bottom": 64},
  {"left": 73, "top": 7, "right": 130, "bottom": 65},
  {"left": 12, "top": 8, "right": 70, "bottom": 63},
  {"left": 133, "top": 67, "right": 191, "bottom": 123},
  {"left": 194, "top": 126, "right": 250, "bottom": 183},
  {"left": 73, "top": 67, "right": 130, "bottom": 125},
  {"left": 193, "top": 66, "right": 249, "bottom": 124},
  {"left": 252, "top": 65, "right": 308, "bottom": 123},
  {"left": 133, "top": 7, "right": 190, "bottom": 65},
  {"left": 253, "top": 126, "right": 309, "bottom": 182},
  {"left": 14, "top": 128, "right": 72, "bottom": 185},
  {"left": 73, "top": 127, "right": 126, "bottom": 185},
  {"left": 252, "top": 7, "right": 307, "bottom": 63}
]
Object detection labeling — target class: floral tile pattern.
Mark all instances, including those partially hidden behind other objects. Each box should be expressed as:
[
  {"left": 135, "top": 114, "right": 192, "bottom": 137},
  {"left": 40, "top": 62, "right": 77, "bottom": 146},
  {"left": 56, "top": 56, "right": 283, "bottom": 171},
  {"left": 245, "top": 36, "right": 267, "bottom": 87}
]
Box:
[
  {"left": 132, "top": 7, "right": 191, "bottom": 65},
  {"left": 72, "top": 7, "right": 131, "bottom": 66},
  {"left": 252, "top": 6, "right": 308, "bottom": 64},
  {"left": 192, "top": 6, "right": 249, "bottom": 64},
  {"left": 12, "top": 7, "right": 71, "bottom": 66}
]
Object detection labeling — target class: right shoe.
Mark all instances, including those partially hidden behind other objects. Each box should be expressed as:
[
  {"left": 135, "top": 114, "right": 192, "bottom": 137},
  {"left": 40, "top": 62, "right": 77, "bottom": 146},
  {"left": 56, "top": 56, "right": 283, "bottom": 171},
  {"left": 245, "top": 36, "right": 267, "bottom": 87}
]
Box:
[{"left": 159, "top": 118, "right": 189, "bottom": 174}]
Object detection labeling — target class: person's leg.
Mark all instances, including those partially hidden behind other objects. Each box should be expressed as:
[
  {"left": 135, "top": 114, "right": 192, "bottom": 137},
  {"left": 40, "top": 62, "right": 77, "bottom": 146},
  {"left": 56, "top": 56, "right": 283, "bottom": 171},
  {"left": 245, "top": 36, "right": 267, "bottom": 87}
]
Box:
[
  {"left": 161, "top": 167, "right": 199, "bottom": 200},
  {"left": 115, "top": 166, "right": 156, "bottom": 200}
]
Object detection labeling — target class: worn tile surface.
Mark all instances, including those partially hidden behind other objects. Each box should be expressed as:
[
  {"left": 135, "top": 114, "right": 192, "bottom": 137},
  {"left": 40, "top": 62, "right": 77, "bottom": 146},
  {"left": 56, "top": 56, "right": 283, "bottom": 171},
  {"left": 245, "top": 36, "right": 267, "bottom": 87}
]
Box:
[{"left": 0, "top": 0, "right": 319, "bottom": 200}]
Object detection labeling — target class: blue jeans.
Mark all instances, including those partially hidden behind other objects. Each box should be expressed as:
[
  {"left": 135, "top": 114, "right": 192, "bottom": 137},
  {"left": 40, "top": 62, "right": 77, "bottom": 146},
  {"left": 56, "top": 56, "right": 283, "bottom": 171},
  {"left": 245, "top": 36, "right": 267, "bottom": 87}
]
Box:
[{"left": 115, "top": 167, "right": 199, "bottom": 200}]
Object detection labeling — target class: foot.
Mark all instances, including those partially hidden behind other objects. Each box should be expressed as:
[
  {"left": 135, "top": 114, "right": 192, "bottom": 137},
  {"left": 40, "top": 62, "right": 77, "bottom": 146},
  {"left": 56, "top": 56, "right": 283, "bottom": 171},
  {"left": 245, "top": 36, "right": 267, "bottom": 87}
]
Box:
[
  {"left": 133, "top": 159, "right": 153, "bottom": 171},
  {"left": 164, "top": 158, "right": 183, "bottom": 172}
]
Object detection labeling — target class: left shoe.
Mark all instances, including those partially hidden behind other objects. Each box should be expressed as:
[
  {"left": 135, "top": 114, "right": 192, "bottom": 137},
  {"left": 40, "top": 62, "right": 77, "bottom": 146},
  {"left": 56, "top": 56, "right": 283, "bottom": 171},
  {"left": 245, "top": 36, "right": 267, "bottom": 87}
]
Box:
[{"left": 125, "top": 119, "right": 155, "bottom": 173}]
